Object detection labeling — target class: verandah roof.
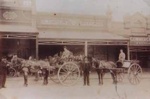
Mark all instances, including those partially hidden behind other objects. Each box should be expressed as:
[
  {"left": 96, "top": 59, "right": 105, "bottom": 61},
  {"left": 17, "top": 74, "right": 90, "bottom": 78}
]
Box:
[{"left": 38, "top": 31, "right": 128, "bottom": 41}]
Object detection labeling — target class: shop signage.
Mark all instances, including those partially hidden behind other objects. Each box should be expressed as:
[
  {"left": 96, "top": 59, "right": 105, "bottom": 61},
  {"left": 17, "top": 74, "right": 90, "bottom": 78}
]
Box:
[
  {"left": 3, "top": 11, "right": 18, "bottom": 20},
  {"left": 1, "top": 0, "right": 32, "bottom": 8},
  {"left": 40, "top": 19, "right": 105, "bottom": 28},
  {"left": 130, "top": 36, "right": 150, "bottom": 46}
]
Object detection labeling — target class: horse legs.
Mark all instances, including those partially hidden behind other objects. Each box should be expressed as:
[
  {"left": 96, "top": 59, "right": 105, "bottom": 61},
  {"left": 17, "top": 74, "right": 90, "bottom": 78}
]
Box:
[
  {"left": 98, "top": 72, "right": 101, "bottom": 85},
  {"left": 79, "top": 65, "right": 83, "bottom": 77},
  {"left": 100, "top": 70, "right": 104, "bottom": 85},
  {"left": 97, "top": 70, "right": 104, "bottom": 85},
  {"left": 96, "top": 70, "right": 101, "bottom": 85},
  {"left": 110, "top": 70, "right": 117, "bottom": 84}
]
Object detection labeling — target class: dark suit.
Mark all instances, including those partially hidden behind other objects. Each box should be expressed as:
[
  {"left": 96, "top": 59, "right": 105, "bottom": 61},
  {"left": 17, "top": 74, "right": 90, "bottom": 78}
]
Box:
[
  {"left": 43, "top": 68, "right": 49, "bottom": 85},
  {"left": 0, "top": 61, "right": 8, "bottom": 88},
  {"left": 82, "top": 61, "right": 91, "bottom": 86}
]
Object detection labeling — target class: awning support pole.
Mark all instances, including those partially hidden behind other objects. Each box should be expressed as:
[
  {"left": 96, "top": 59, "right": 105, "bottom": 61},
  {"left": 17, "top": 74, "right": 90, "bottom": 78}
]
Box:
[
  {"left": 85, "top": 41, "right": 88, "bottom": 56},
  {"left": 36, "top": 36, "right": 39, "bottom": 59},
  {"left": 127, "top": 42, "right": 130, "bottom": 60}
]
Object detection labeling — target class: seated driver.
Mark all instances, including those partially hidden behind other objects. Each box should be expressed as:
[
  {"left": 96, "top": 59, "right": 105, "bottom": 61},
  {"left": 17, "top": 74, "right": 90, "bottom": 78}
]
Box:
[
  {"left": 117, "top": 49, "right": 126, "bottom": 68},
  {"left": 118, "top": 49, "right": 126, "bottom": 63},
  {"left": 61, "top": 46, "right": 73, "bottom": 59}
]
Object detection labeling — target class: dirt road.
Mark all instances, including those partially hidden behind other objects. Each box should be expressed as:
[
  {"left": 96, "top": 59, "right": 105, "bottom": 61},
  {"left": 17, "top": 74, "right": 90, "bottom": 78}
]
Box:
[{"left": 0, "top": 73, "right": 150, "bottom": 99}]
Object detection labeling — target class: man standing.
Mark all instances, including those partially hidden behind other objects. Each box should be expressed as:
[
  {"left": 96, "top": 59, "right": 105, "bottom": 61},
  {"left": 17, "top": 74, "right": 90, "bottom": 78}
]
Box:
[
  {"left": 43, "top": 68, "right": 49, "bottom": 85},
  {"left": 0, "top": 57, "right": 8, "bottom": 88},
  {"left": 82, "top": 56, "right": 91, "bottom": 86}
]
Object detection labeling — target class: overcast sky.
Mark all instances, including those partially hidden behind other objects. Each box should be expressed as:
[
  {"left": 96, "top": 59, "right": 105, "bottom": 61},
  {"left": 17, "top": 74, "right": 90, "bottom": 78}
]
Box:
[{"left": 36, "top": 0, "right": 150, "bottom": 21}]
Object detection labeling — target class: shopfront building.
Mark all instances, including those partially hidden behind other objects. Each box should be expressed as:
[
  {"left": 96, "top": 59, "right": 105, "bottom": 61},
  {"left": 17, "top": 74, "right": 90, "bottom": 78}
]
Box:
[{"left": 129, "top": 35, "right": 150, "bottom": 68}]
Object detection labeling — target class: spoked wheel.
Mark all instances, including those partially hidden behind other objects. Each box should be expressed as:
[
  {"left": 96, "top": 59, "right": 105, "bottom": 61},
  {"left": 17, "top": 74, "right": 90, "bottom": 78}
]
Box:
[
  {"left": 8, "top": 67, "right": 16, "bottom": 77},
  {"left": 58, "top": 62, "right": 80, "bottom": 86},
  {"left": 49, "top": 67, "right": 60, "bottom": 83},
  {"left": 128, "top": 63, "right": 142, "bottom": 85}
]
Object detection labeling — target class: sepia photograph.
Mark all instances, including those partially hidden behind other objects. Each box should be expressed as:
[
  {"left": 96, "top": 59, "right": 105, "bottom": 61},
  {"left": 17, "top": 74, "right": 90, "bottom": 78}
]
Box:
[{"left": 0, "top": 0, "right": 150, "bottom": 99}]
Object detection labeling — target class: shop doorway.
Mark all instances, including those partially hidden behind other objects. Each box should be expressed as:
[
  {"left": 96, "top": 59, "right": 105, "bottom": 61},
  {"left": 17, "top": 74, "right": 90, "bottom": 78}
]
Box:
[
  {"left": 130, "top": 52, "right": 150, "bottom": 68},
  {"left": 38, "top": 45, "right": 84, "bottom": 59},
  {"left": 88, "top": 45, "right": 127, "bottom": 62},
  {"left": 0, "top": 39, "right": 36, "bottom": 60}
]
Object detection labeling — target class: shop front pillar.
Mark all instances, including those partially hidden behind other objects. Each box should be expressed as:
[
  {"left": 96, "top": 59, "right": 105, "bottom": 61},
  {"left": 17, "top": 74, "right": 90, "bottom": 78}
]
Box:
[
  {"left": 127, "top": 42, "right": 130, "bottom": 60},
  {"left": 36, "top": 36, "right": 39, "bottom": 59},
  {"left": 85, "top": 41, "right": 88, "bottom": 56}
]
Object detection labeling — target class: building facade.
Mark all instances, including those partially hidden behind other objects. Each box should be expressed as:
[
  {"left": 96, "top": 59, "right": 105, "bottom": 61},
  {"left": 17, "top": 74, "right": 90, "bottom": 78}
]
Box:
[
  {"left": 0, "top": 0, "right": 38, "bottom": 59},
  {"left": 111, "top": 13, "right": 150, "bottom": 67},
  {"left": 0, "top": 0, "right": 150, "bottom": 67}
]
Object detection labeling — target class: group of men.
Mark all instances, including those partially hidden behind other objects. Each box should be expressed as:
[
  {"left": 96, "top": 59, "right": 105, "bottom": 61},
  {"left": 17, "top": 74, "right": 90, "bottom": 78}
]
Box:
[
  {"left": 0, "top": 54, "right": 24, "bottom": 88},
  {"left": 0, "top": 54, "right": 50, "bottom": 88},
  {"left": 0, "top": 46, "right": 126, "bottom": 88}
]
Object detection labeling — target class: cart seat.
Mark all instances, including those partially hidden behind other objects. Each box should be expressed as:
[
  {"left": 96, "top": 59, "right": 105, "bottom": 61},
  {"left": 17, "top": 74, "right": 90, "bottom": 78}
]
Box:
[{"left": 122, "top": 60, "right": 131, "bottom": 68}]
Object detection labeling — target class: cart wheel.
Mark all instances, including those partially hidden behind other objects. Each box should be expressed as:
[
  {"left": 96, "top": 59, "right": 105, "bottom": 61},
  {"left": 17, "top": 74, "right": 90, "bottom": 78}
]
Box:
[
  {"left": 49, "top": 68, "right": 60, "bottom": 83},
  {"left": 128, "top": 63, "right": 142, "bottom": 85},
  {"left": 8, "top": 67, "right": 16, "bottom": 77},
  {"left": 58, "top": 62, "right": 80, "bottom": 86}
]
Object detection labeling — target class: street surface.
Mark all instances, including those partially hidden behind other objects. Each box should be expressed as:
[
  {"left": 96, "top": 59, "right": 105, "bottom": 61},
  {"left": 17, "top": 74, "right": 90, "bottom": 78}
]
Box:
[{"left": 0, "top": 72, "right": 150, "bottom": 99}]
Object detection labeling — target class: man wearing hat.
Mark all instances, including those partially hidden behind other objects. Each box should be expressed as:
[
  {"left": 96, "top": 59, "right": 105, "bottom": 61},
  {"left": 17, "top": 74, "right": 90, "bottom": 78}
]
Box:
[
  {"left": 0, "top": 57, "right": 9, "bottom": 88},
  {"left": 82, "top": 56, "right": 91, "bottom": 86},
  {"left": 43, "top": 68, "right": 49, "bottom": 85}
]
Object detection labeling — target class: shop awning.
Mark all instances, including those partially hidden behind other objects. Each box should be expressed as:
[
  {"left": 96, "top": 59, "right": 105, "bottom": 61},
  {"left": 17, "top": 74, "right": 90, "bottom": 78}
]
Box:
[
  {"left": 39, "top": 31, "right": 128, "bottom": 40},
  {"left": 38, "top": 31, "right": 129, "bottom": 45},
  {"left": 0, "top": 32, "right": 38, "bottom": 39}
]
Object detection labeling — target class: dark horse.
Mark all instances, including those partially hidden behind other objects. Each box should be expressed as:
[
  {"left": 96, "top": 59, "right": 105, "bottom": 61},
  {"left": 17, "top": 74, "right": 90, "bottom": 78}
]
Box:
[{"left": 92, "top": 58, "right": 118, "bottom": 85}]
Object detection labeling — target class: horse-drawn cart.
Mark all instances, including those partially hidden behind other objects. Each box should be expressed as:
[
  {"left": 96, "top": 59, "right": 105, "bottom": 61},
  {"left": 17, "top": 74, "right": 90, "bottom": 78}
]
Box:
[
  {"left": 49, "top": 57, "right": 143, "bottom": 86},
  {"left": 93, "top": 59, "right": 142, "bottom": 85},
  {"left": 6, "top": 56, "right": 81, "bottom": 86}
]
